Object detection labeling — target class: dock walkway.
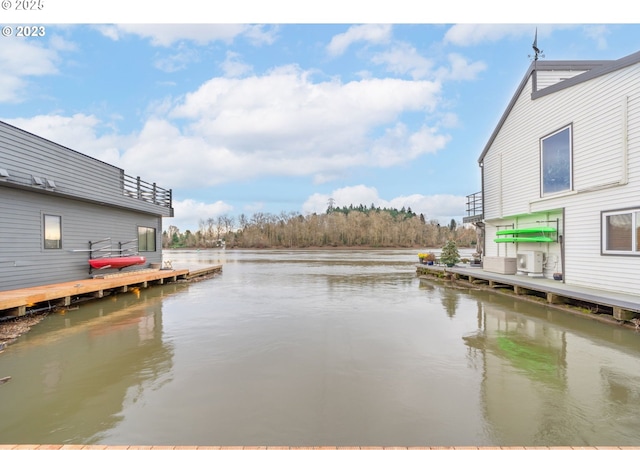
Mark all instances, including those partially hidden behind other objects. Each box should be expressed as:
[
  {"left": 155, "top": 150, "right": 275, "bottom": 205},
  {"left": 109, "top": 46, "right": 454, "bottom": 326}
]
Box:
[
  {"left": 0, "top": 265, "right": 222, "bottom": 317},
  {"left": 417, "top": 264, "right": 640, "bottom": 324}
]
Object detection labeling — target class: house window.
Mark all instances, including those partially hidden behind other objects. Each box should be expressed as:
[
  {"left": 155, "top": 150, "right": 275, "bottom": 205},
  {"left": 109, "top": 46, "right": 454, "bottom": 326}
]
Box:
[
  {"left": 602, "top": 209, "right": 640, "bottom": 254},
  {"left": 138, "top": 226, "right": 156, "bottom": 252},
  {"left": 43, "top": 214, "right": 62, "bottom": 249},
  {"left": 541, "top": 126, "right": 572, "bottom": 196}
]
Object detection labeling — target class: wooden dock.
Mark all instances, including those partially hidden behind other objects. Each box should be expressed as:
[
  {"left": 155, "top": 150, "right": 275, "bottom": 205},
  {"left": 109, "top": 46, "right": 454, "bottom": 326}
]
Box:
[
  {"left": 0, "top": 265, "right": 222, "bottom": 317},
  {"left": 417, "top": 264, "right": 640, "bottom": 326}
]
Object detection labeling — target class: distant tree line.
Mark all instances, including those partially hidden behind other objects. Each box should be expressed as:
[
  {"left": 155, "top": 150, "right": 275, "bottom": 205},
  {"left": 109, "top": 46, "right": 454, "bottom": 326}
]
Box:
[{"left": 162, "top": 204, "right": 476, "bottom": 249}]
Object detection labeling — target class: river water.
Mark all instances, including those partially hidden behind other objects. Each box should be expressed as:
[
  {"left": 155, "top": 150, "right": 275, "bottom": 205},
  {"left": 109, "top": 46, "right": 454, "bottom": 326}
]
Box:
[{"left": 1, "top": 249, "right": 640, "bottom": 446}]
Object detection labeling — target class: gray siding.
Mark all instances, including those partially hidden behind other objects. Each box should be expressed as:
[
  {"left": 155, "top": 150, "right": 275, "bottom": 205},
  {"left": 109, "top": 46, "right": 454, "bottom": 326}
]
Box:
[
  {"left": 0, "top": 121, "right": 172, "bottom": 217},
  {"left": 0, "top": 188, "right": 163, "bottom": 290},
  {"left": 0, "top": 120, "right": 171, "bottom": 291}
]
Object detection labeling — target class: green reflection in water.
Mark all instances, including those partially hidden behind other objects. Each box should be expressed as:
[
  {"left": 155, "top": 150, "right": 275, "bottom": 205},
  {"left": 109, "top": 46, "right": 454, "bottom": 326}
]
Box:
[{"left": 495, "top": 332, "right": 558, "bottom": 380}]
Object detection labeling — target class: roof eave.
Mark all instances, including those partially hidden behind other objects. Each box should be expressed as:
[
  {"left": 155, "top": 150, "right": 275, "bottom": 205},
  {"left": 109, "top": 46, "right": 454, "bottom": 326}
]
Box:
[{"left": 476, "top": 52, "right": 640, "bottom": 165}]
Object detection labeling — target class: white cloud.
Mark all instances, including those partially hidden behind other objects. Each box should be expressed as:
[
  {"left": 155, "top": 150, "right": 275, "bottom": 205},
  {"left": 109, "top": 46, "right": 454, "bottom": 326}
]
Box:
[
  {"left": 164, "top": 198, "right": 234, "bottom": 232},
  {"left": 443, "top": 24, "right": 586, "bottom": 49},
  {"left": 370, "top": 43, "right": 435, "bottom": 80},
  {"left": 302, "top": 185, "right": 466, "bottom": 223},
  {"left": 6, "top": 63, "right": 449, "bottom": 190},
  {"left": 303, "top": 185, "right": 381, "bottom": 213},
  {"left": 96, "top": 24, "right": 275, "bottom": 47},
  {"left": 154, "top": 44, "right": 201, "bottom": 73},
  {"left": 0, "top": 39, "right": 61, "bottom": 103},
  {"left": 437, "top": 53, "right": 487, "bottom": 81},
  {"left": 371, "top": 123, "right": 450, "bottom": 166},
  {"left": 138, "top": 65, "right": 447, "bottom": 187},
  {"left": 443, "top": 24, "right": 537, "bottom": 47},
  {"left": 327, "top": 24, "right": 392, "bottom": 56},
  {"left": 220, "top": 51, "right": 253, "bottom": 77},
  {"left": 390, "top": 193, "right": 466, "bottom": 222},
  {"left": 584, "top": 25, "right": 610, "bottom": 50},
  {"left": 3, "top": 114, "right": 125, "bottom": 165}
]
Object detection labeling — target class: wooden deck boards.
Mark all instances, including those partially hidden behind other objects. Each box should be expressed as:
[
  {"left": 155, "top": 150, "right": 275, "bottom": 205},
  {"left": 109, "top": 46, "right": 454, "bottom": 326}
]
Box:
[{"left": 0, "top": 265, "right": 222, "bottom": 315}]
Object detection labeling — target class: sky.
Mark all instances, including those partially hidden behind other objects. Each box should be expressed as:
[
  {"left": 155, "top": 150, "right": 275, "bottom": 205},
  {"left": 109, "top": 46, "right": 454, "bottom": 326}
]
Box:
[{"left": 1, "top": 3, "right": 638, "bottom": 232}]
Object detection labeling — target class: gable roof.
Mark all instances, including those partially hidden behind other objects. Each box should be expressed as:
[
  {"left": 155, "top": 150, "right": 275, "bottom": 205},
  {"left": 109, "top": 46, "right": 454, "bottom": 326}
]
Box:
[{"left": 477, "top": 49, "right": 640, "bottom": 164}]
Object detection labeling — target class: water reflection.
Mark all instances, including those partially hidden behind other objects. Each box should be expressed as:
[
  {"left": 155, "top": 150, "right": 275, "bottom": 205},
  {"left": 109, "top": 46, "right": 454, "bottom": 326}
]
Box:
[
  {"left": 1, "top": 249, "right": 640, "bottom": 446},
  {"left": 454, "top": 285, "right": 640, "bottom": 446},
  {"left": 0, "top": 285, "right": 183, "bottom": 444}
]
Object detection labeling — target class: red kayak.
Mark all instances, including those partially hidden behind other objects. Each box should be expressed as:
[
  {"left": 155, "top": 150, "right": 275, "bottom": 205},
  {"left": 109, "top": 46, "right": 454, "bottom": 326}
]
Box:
[{"left": 89, "top": 255, "right": 146, "bottom": 270}]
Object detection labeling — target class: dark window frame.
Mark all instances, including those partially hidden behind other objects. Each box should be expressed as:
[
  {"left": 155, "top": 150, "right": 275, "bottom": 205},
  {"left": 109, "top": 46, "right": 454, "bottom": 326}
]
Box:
[
  {"left": 43, "top": 213, "right": 62, "bottom": 250},
  {"left": 138, "top": 226, "right": 156, "bottom": 252},
  {"left": 540, "top": 125, "right": 573, "bottom": 197}
]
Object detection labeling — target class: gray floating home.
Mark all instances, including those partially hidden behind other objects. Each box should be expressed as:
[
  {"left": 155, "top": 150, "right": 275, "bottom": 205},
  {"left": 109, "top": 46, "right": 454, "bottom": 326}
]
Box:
[{"left": 0, "top": 120, "right": 173, "bottom": 291}]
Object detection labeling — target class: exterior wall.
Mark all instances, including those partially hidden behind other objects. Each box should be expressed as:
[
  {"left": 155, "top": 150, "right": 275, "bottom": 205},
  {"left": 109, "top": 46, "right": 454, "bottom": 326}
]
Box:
[
  {"left": 0, "top": 121, "right": 172, "bottom": 217},
  {"left": 0, "top": 120, "right": 171, "bottom": 291},
  {"left": 0, "top": 187, "right": 163, "bottom": 290},
  {"left": 484, "top": 210, "right": 563, "bottom": 278},
  {"left": 482, "top": 61, "right": 640, "bottom": 295},
  {"left": 535, "top": 69, "right": 588, "bottom": 90}
]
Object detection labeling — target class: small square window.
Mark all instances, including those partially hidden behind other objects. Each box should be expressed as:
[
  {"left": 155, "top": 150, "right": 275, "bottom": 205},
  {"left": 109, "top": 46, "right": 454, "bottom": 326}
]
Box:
[{"left": 602, "top": 209, "right": 640, "bottom": 255}]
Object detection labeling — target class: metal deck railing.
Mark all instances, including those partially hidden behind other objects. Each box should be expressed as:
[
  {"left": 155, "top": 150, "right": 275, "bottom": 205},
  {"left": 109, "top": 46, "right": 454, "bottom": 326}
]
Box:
[
  {"left": 122, "top": 173, "right": 172, "bottom": 209},
  {"left": 463, "top": 191, "right": 483, "bottom": 223}
]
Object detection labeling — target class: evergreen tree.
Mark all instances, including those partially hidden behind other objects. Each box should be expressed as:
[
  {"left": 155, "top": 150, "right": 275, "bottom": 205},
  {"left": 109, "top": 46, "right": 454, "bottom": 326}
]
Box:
[{"left": 440, "top": 240, "right": 460, "bottom": 266}]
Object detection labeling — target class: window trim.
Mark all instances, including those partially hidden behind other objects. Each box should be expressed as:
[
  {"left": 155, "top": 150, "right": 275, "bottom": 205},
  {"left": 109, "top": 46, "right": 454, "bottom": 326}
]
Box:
[
  {"left": 138, "top": 226, "right": 157, "bottom": 252},
  {"left": 601, "top": 207, "right": 640, "bottom": 256},
  {"left": 540, "top": 124, "right": 573, "bottom": 197},
  {"left": 43, "top": 213, "right": 62, "bottom": 250}
]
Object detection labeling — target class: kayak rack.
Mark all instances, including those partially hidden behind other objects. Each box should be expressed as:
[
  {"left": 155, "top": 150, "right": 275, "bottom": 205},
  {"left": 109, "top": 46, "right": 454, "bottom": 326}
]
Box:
[
  {"left": 494, "top": 219, "right": 559, "bottom": 244},
  {"left": 86, "top": 237, "right": 140, "bottom": 274}
]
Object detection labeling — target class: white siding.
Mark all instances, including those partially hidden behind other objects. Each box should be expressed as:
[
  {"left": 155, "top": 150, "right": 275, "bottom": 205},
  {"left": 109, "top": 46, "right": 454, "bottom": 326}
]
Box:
[
  {"left": 485, "top": 210, "right": 563, "bottom": 277},
  {"left": 482, "top": 61, "right": 640, "bottom": 295},
  {"left": 536, "top": 69, "right": 588, "bottom": 90}
]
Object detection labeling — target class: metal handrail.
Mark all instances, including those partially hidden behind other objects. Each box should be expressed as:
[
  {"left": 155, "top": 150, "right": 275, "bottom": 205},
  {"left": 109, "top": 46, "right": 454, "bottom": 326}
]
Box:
[
  {"left": 122, "top": 174, "right": 172, "bottom": 208},
  {"left": 465, "top": 191, "right": 483, "bottom": 217}
]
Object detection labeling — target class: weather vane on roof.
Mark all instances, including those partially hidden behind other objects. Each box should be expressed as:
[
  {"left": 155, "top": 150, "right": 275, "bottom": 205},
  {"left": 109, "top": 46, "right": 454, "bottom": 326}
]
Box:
[{"left": 529, "top": 27, "right": 545, "bottom": 61}]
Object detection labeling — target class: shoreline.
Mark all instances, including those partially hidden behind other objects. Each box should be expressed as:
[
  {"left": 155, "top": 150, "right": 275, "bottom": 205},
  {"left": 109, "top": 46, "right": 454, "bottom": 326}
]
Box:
[
  {"left": 165, "top": 245, "right": 475, "bottom": 251},
  {"left": 0, "top": 314, "right": 46, "bottom": 350}
]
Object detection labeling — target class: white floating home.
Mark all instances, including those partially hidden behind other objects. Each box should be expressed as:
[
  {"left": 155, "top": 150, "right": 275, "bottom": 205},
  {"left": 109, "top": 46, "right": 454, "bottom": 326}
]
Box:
[
  {"left": 0, "top": 120, "right": 173, "bottom": 291},
  {"left": 465, "top": 49, "right": 640, "bottom": 298}
]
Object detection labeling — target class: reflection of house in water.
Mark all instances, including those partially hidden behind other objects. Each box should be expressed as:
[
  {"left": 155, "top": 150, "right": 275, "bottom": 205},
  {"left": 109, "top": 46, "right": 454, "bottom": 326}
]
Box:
[
  {"left": 0, "top": 284, "right": 182, "bottom": 443},
  {"left": 463, "top": 297, "right": 640, "bottom": 445},
  {"left": 419, "top": 278, "right": 461, "bottom": 318}
]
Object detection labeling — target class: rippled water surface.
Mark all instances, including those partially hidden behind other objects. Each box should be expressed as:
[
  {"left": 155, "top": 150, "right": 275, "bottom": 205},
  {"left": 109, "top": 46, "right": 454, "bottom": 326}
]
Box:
[{"left": 1, "top": 249, "right": 640, "bottom": 446}]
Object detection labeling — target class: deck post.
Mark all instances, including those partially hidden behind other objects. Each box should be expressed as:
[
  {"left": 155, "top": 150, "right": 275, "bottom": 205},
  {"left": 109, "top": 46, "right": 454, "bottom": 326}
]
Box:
[
  {"left": 546, "top": 292, "right": 562, "bottom": 304},
  {"left": 613, "top": 307, "right": 635, "bottom": 321}
]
